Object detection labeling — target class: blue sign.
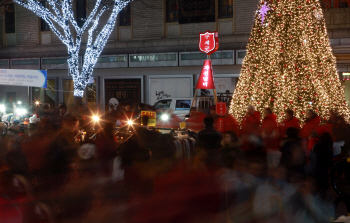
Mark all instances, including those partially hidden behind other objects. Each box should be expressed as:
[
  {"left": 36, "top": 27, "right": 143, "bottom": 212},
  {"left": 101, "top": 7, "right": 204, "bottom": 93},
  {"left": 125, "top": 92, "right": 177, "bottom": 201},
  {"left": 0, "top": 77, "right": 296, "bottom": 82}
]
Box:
[{"left": 0, "top": 69, "right": 47, "bottom": 88}]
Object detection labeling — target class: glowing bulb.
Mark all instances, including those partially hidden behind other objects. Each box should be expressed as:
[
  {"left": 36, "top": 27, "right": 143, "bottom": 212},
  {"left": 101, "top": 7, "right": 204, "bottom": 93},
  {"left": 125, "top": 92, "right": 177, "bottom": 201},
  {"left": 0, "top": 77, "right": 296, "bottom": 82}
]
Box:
[
  {"left": 93, "top": 116, "right": 100, "bottom": 122},
  {"left": 35, "top": 101, "right": 40, "bottom": 105},
  {"left": 17, "top": 101, "right": 22, "bottom": 105},
  {"left": 127, "top": 120, "right": 134, "bottom": 125}
]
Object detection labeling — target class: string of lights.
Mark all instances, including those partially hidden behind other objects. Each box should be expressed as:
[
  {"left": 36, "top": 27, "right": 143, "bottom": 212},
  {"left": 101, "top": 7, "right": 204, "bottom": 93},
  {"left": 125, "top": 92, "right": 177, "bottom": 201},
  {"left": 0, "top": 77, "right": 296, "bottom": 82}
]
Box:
[
  {"left": 229, "top": 0, "right": 350, "bottom": 124},
  {"left": 13, "top": 0, "right": 131, "bottom": 97}
]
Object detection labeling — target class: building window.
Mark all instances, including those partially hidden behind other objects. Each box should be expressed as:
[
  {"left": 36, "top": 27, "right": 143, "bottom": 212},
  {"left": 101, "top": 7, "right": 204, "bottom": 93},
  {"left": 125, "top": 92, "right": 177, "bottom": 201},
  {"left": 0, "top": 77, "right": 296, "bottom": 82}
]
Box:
[
  {"left": 40, "top": 0, "right": 50, "bottom": 31},
  {"left": 166, "top": 0, "right": 179, "bottom": 23},
  {"left": 219, "top": 0, "right": 233, "bottom": 18},
  {"left": 76, "top": 0, "right": 87, "bottom": 27},
  {"left": 5, "top": 4, "right": 15, "bottom": 33},
  {"left": 321, "top": 0, "right": 349, "bottom": 9},
  {"left": 119, "top": 4, "right": 131, "bottom": 26}
]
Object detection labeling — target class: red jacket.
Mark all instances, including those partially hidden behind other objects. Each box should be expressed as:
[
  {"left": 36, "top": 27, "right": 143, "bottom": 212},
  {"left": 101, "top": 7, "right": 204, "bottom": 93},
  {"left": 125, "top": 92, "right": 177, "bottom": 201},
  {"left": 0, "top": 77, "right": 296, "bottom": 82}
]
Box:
[
  {"left": 241, "top": 111, "right": 261, "bottom": 136},
  {"left": 261, "top": 113, "right": 279, "bottom": 151},
  {"left": 261, "top": 114, "right": 277, "bottom": 135},
  {"left": 279, "top": 117, "right": 300, "bottom": 138},
  {"left": 300, "top": 116, "right": 321, "bottom": 139},
  {"left": 214, "top": 114, "right": 240, "bottom": 135},
  {"left": 185, "top": 112, "right": 207, "bottom": 133}
]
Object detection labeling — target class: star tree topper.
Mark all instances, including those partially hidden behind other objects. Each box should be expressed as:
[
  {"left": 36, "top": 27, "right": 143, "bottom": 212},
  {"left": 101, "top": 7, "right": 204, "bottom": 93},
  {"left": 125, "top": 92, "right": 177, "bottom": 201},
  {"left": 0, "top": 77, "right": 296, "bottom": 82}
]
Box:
[{"left": 259, "top": 2, "right": 270, "bottom": 25}]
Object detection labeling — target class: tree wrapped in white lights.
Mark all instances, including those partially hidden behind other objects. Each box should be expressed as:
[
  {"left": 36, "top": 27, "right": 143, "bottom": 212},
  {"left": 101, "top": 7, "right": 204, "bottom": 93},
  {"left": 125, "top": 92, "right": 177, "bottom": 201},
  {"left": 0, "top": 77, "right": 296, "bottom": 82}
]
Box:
[{"left": 14, "top": 0, "right": 131, "bottom": 97}]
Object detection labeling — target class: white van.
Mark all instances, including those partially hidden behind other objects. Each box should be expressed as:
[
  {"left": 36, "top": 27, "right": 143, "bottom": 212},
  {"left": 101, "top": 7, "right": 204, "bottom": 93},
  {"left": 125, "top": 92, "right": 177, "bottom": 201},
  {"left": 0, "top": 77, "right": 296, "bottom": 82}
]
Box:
[{"left": 153, "top": 97, "right": 215, "bottom": 117}]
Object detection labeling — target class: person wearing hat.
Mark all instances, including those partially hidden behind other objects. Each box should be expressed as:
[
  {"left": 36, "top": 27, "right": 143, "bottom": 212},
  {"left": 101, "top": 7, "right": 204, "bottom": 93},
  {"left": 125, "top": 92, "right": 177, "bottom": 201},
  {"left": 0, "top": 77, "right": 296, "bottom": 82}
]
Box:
[
  {"left": 210, "top": 105, "right": 239, "bottom": 136},
  {"left": 279, "top": 109, "right": 300, "bottom": 140},
  {"left": 300, "top": 109, "right": 321, "bottom": 139},
  {"left": 241, "top": 105, "right": 261, "bottom": 137}
]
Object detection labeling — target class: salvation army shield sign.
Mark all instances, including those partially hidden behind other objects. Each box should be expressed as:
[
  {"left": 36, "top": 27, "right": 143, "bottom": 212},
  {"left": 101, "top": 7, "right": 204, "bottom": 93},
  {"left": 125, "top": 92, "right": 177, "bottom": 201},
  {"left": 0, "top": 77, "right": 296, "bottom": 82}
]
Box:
[
  {"left": 216, "top": 102, "right": 227, "bottom": 116},
  {"left": 199, "top": 31, "right": 219, "bottom": 55}
]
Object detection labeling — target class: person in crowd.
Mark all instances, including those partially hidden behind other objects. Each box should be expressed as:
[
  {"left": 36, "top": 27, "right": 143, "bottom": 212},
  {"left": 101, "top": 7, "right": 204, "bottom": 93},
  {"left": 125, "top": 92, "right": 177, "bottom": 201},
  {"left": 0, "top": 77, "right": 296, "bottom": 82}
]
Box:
[
  {"left": 44, "top": 115, "right": 80, "bottom": 191},
  {"left": 307, "top": 132, "right": 333, "bottom": 197},
  {"left": 220, "top": 131, "right": 243, "bottom": 158},
  {"left": 195, "top": 117, "right": 223, "bottom": 170},
  {"left": 253, "top": 165, "right": 296, "bottom": 223},
  {"left": 59, "top": 104, "right": 69, "bottom": 117},
  {"left": 286, "top": 177, "right": 330, "bottom": 223},
  {"left": 280, "top": 127, "right": 305, "bottom": 179},
  {"left": 306, "top": 126, "right": 329, "bottom": 157},
  {"left": 241, "top": 105, "right": 261, "bottom": 137},
  {"left": 95, "top": 121, "right": 118, "bottom": 176},
  {"left": 185, "top": 107, "right": 208, "bottom": 133},
  {"left": 300, "top": 109, "right": 320, "bottom": 139},
  {"left": 326, "top": 111, "right": 347, "bottom": 142},
  {"left": 42, "top": 104, "right": 52, "bottom": 117},
  {"left": 279, "top": 109, "right": 300, "bottom": 139},
  {"left": 261, "top": 108, "right": 280, "bottom": 168},
  {"left": 220, "top": 131, "right": 243, "bottom": 168},
  {"left": 196, "top": 117, "right": 222, "bottom": 151},
  {"left": 212, "top": 104, "right": 240, "bottom": 135}
]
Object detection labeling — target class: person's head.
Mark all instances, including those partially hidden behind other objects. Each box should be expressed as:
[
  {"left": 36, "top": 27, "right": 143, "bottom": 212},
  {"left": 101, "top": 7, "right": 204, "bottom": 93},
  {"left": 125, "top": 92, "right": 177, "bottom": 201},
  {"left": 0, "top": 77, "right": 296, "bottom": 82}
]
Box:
[
  {"left": 306, "top": 109, "right": 317, "bottom": 120},
  {"left": 224, "top": 131, "right": 239, "bottom": 144},
  {"left": 125, "top": 103, "right": 131, "bottom": 112},
  {"left": 264, "top": 107, "right": 272, "bottom": 117},
  {"left": 190, "top": 107, "right": 197, "bottom": 115},
  {"left": 58, "top": 104, "right": 67, "bottom": 116},
  {"left": 203, "top": 117, "right": 214, "bottom": 128},
  {"left": 319, "top": 132, "right": 333, "bottom": 146},
  {"left": 43, "top": 104, "right": 50, "bottom": 113},
  {"left": 247, "top": 105, "right": 255, "bottom": 115},
  {"left": 285, "top": 109, "right": 294, "bottom": 120},
  {"left": 285, "top": 127, "right": 299, "bottom": 138}
]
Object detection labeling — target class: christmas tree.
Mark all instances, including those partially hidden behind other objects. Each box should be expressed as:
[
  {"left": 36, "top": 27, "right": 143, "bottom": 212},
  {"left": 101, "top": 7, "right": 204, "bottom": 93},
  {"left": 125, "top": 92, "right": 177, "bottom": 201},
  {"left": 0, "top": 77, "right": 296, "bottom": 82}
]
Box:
[{"left": 229, "top": 0, "right": 350, "bottom": 124}]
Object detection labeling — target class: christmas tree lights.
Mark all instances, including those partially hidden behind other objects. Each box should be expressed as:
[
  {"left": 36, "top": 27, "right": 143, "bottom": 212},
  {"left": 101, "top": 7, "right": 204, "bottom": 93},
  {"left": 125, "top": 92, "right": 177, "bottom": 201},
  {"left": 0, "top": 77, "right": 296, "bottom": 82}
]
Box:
[
  {"left": 14, "top": 0, "right": 131, "bottom": 97},
  {"left": 229, "top": 0, "right": 350, "bottom": 124}
]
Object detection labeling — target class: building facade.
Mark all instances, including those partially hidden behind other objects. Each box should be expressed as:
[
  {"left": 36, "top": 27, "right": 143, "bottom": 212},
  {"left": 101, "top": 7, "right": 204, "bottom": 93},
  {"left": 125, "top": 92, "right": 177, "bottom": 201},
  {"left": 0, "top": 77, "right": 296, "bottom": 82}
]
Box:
[{"left": 0, "top": 0, "right": 349, "bottom": 113}]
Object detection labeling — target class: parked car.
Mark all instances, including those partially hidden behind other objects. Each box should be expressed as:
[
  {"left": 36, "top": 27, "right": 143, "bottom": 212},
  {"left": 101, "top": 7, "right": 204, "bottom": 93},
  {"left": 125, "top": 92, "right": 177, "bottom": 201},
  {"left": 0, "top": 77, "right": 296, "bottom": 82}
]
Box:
[{"left": 153, "top": 97, "right": 215, "bottom": 118}]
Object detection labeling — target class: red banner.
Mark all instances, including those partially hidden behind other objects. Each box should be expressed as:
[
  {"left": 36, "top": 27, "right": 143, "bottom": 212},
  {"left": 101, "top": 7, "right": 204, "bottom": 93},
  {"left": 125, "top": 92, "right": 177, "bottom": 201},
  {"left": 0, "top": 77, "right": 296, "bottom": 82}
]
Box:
[
  {"left": 196, "top": 60, "right": 215, "bottom": 89},
  {"left": 199, "top": 31, "right": 219, "bottom": 55},
  {"left": 217, "top": 118, "right": 224, "bottom": 132},
  {"left": 216, "top": 102, "right": 227, "bottom": 116}
]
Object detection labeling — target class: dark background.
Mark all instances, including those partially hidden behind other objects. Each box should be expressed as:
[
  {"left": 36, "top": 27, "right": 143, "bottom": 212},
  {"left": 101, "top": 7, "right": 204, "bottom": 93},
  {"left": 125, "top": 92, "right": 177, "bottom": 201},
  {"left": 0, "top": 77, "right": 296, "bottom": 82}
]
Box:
[{"left": 179, "top": 0, "right": 216, "bottom": 24}]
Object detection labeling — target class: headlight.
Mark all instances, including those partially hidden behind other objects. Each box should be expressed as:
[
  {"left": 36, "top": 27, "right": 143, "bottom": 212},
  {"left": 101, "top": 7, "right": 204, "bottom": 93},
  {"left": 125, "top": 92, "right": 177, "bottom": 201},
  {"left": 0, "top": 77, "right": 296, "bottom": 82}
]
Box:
[
  {"left": 161, "top": 114, "right": 169, "bottom": 121},
  {"left": 127, "top": 120, "right": 134, "bottom": 125},
  {"left": 0, "top": 104, "right": 5, "bottom": 113},
  {"left": 92, "top": 116, "right": 100, "bottom": 122}
]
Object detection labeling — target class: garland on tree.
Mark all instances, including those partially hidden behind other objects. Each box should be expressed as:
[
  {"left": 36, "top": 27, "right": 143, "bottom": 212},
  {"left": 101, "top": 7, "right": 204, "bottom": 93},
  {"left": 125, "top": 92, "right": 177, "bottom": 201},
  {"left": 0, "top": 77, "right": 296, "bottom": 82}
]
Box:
[{"left": 229, "top": 0, "right": 350, "bottom": 124}]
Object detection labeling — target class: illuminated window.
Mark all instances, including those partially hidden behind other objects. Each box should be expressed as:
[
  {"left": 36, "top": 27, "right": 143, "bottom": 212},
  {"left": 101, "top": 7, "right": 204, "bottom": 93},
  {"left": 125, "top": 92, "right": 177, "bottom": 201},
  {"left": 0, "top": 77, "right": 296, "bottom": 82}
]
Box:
[
  {"left": 40, "top": 0, "right": 50, "bottom": 31},
  {"left": 219, "top": 0, "right": 233, "bottom": 18},
  {"left": 166, "top": 0, "right": 179, "bottom": 23},
  {"left": 5, "top": 4, "right": 15, "bottom": 33},
  {"left": 119, "top": 4, "right": 131, "bottom": 26}
]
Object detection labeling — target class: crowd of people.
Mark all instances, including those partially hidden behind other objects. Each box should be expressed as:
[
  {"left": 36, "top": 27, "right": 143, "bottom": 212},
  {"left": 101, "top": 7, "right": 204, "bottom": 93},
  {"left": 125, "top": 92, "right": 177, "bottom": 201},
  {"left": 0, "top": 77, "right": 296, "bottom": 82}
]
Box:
[{"left": 0, "top": 102, "right": 349, "bottom": 223}]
